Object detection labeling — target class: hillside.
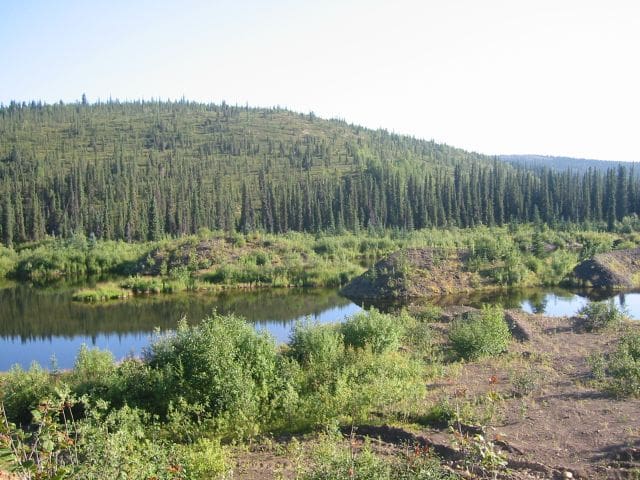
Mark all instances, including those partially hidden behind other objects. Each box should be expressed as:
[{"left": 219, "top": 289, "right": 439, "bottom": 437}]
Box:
[
  {"left": 501, "top": 154, "right": 638, "bottom": 172},
  {"left": 1, "top": 100, "right": 640, "bottom": 245}
]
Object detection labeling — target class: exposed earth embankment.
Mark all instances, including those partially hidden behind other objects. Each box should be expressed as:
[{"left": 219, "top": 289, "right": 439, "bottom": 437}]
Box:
[
  {"left": 572, "top": 247, "right": 640, "bottom": 288},
  {"left": 341, "top": 248, "right": 486, "bottom": 301}
]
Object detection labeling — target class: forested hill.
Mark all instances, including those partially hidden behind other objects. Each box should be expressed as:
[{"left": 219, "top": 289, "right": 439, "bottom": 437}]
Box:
[
  {"left": 0, "top": 100, "right": 638, "bottom": 246},
  {"left": 501, "top": 154, "right": 637, "bottom": 173}
]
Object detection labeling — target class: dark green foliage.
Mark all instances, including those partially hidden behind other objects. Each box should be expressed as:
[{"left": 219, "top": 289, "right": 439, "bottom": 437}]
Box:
[
  {"left": 340, "top": 309, "right": 403, "bottom": 353},
  {"left": 606, "top": 332, "right": 640, "bottom": 397},
  {"left": 2, "top": 100, "right": 640, "bottom": 247},
  {"left": 591, "top": 331, "right": 640, "bottom": 397},
  {"left": 0, "top": 363, "right": 56, "bottom": 425},
  {"left": 578, "top": 300, "right": 626, "bottom": 332},
  {"left": 145, "top": 314, "right": 284, "bottom": 436},
  {"left": 448, "top": 306, "right": 511, "bottom": 360}
]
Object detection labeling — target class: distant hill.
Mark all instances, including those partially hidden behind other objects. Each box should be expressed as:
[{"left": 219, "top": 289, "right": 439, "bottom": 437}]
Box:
[
  {"left": 1, "top": 100, "right": 640, "bottom": 244},
  {"left": 500, "top": 154, "right": 639, "bottom": 172}
]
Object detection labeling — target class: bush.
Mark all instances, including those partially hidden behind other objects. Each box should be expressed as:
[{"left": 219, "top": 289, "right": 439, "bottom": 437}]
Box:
[
  {"left": 578, "top": 300, "right": 626, "bottom": 332},
  {"left": 0, "top": 246, "right": 17, "bottom": 277},
  {"left": 76, "top": 403, "right": 186, "bottom": 480},
  {"left": 339, "top": 349, "right": 424, "bottom": 422},
  {"left": 109, "top": 358, "right": 171, "bottom": 413},
  {"left": 448, "top": 306, "right": 511, "bottom": 360},
  {"left": 70, "top": 345, "right": 117, "bottom": 398},
  {"left": 603, "top": 331, "right": 640, "bottom": 397},
  {"left": 0, "top": 362, "right": 57, "bottom": 425},
  {"left": 289, "top": 321, "right": 344, "bottom": 366},
  {"left": 340, "top": 309, "right": 403, "bottom": 354},
  {"left": 178, "top": 437, "right": 230, "bottom": 479},
  {"left": 121, "top": 275, "right": 163, "bottom": 293},
  {"left": 72, "top": 284, "right": 128, "bottom": 301},
  {"left": 288, "top": 319, "right": 424, "bottom": 428},
  {"left": 145, "top": 313, "right": 284, "bottom": 437}
]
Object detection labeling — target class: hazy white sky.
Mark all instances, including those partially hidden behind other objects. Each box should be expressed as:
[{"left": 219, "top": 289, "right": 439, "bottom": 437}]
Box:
[{"left": 1, "top": 0, "right": 639, "bottom": 160}]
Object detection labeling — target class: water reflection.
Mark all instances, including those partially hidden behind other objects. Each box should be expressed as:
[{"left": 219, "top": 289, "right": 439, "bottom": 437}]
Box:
[
  {"left": 4, "top": 282, "right": 640, "bottom": 371},
  {"left": 408, "top": 287, "right": 640, "bottom": 319},
  {"left": 0, "top": 286, "right": 362, "bottom": 370}
]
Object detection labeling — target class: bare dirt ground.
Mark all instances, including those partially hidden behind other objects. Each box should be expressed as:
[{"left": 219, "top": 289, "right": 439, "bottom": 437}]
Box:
[
  {"left": 439, "top": 311, "right": 640, "bottom": 479},
  {"left": 230, "top": 310, "right": 640, "bottom": 479}
]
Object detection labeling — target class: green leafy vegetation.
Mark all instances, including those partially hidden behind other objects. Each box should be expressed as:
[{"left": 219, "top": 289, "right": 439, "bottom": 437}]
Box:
[
  {"left": 578, "top": 300, "right": 626, "bottom": 332},
  {"left": 1, "top": 101, "right": 640, "bottom": 247},
  {"left": 0, "top": 309, "right": 436, "bottom": 477},
  {"left": 2, "top": 224, "right": 638, "bottom": 301},
  {"left": 591, "top": 331, "right": 640, "bottom": 397},
  {"left": 448, "top": 306, "right": 511, "bottom": 360},
  {"left": 71, "top": 283, "right": 129, "bottom": 301},
  {"left": 300, "top": 431, "right": 458, "bottom": 480}
]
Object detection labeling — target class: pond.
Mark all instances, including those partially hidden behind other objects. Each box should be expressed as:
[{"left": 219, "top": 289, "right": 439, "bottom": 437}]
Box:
[
  {"left": 430, "top": 286, "right": 640, "bottom": 319},
  {"left": 2, "top": 283, "right": 639, "bottom": 371},
  {"left": 0, "top": 285, "right": 362, "bottom": 371}
]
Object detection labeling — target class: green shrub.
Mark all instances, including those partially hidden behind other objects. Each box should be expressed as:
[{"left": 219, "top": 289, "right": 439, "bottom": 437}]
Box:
[
  {"left": 76, "top": 403, "right": 184, "bottom": 480},
  {"left": 70, "top": 345, "right": 117, "bottom": 398},
  {"left": 72, "top": 284, "right": 127, "bottom": 301},
  {"left": 340, "top": 309, "right": 403, "bottom": 354},
  {"left": 604, "top": 331, "right": 640, "bottom": 397},
  {"left": 509, "top": 367, "right": 542, "bottom": 397},
  {"left": 578, "top": 300, "right": 626, "bottom": 332},
  {"left": 448, "top": 306, "right": 511, "bottom": 360},
  {"left": 178, "top": 437, "right": 230, "bottom": 479},
  {"left": 0, "top": 246, "right": 17, "bottom": 277},
  {"left": 109, "top": 358, "right": 172, "bottom": 413},
  {"left": 121, "top": 275, "right": 164, "bottom": 293},
  {"left": 0, "top": 362, "right": 56, "bottom": 425},
  {"left": 146, "top": 314, "right": 283, "bottom": 437},
  {"left": 340, "top": 349, "right": 425, "bottom": 422},
  {"left": 414, "top": 304, "right": 443, "bottom": 322},
  {"left": 289, "top": 321, "right": 344, "bottom": 366},
  {"left": 420, "top": 398, "right": 455, "bottom": 427}
]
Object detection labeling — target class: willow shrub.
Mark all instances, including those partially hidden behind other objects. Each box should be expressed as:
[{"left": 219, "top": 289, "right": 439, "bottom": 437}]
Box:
[
  {"left": 340, "top": 309, "right": 404, "bottom": 354},
  {"left": 602, "top": 331, "right": 640, "bottom": 397},
  {"left": 0, "top": 362, "right": 56, "bottom": 425},
  {"left": 578, "top": 300, "right": 626, "bottom": 332},
  {"left": 144, "top": 313, "right": 288, "bottom": 438},
  {"left": 449, "top": 306, "right": 511, "bottom": 360},
  {"left": 289, "top": 314, "right": 424, "bottom": 429},
  {"left": 0, "top": 246, "right": 17, "bottom": 277},
  {"left": 70, "top": 345, "right": 117, "bottom": 398}
]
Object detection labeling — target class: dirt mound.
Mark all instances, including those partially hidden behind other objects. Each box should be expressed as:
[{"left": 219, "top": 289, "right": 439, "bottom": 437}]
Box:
[
  {"left": 504, "top": 309, "right": 535, "bottom": 342},
  {"left": 141, "top": 238, "right": 233, "bottom": 275},
  {"left": 341, "top": 248, "right": 484, "bottom": 301},
  {"left": 572, "top": 247, "right": 640, "bottom": 288}
]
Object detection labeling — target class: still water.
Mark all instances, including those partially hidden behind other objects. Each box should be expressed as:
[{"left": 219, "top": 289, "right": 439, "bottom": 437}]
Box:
[
  {"left": 432, "top": 287, "right": 640, "bottom": 319},
  {"left": 2, "top": 284, "right": 640, "bottom": 371},
  {"left": 0, "top": 285, "right": 362, "bottom": 371}
]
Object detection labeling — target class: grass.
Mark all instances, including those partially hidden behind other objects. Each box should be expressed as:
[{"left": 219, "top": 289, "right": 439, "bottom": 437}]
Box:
[{"left": 71, "top": 283, "right": 130, "bottom": 302}]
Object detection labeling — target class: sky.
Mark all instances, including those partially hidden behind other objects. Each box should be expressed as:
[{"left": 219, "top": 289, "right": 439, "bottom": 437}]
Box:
[{"left": 1, "top": 0, "right": 639, "bottom": 161}]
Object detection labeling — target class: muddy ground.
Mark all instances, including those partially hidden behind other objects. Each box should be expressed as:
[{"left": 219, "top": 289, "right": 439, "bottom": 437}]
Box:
[{"left": 231, "top": 310, "right": 640, "bottom": 479}]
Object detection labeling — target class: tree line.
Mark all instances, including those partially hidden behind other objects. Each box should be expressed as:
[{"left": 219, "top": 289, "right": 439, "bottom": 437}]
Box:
[{"left": 0, "top": 99, "right": 637, "bottom": 246}]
